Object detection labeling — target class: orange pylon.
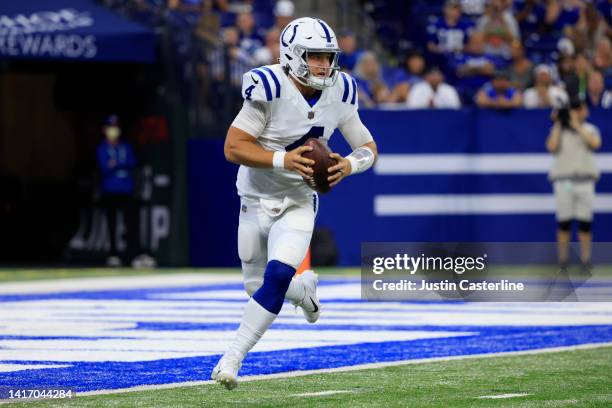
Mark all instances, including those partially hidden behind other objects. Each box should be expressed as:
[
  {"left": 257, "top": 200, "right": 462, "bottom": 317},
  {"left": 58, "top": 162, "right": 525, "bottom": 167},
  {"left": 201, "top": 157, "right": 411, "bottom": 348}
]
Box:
[{"left": 296, "top": 248, "right": 311, "bottom": 275}]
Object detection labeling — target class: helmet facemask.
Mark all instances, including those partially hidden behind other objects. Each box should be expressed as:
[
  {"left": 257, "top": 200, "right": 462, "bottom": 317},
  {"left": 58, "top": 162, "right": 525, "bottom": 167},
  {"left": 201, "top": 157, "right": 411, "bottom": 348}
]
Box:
[{"left": 290, "top": 46, "right": 341, "bottom": 90}]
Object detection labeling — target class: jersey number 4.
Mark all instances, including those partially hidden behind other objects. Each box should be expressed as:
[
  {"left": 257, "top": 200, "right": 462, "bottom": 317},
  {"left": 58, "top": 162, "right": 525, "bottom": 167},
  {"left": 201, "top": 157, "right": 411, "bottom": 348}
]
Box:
[
  {"left": 285, "top": 126, "right": 324, "bottom": 151},
  {"left": 244, "top": 85, "right": 256, "bottom": 101}
]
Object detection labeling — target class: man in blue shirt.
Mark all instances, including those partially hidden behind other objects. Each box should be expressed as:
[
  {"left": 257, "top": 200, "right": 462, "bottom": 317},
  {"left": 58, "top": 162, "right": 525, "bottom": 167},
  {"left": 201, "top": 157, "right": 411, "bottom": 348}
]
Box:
[
  {"left": 552, "top": 2, "right": 580, "bottom": 32},
  {"left": 449, "top": 31, "right": 508, "bottom": 102},
  {"left": 96, "top": 115, "right": 153, "bottom": 268},
  {"left": 236, "top": 10, "right": 265, "bottom": 57},
  {"left": 514, "top": 0, "right": 547, "bottom": 37},
  {"left": 475, "top": 71, "right": 523, "bottom": 109},
  {"left": 428, "top": 0, "right": 474, "bottom": 55},
  {"left": 97, "top": 115, "right": 136, "bottom": 199},
  {"left": 585, "top": 70, "right": 612, "bottom": 109},
  {"left": 338, "top": 30, "right": 364, "bottom": 72}
]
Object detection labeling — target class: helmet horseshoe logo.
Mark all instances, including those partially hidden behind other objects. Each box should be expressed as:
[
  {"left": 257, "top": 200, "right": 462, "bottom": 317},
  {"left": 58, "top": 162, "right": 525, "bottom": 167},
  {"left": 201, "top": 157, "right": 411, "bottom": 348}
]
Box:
[{"left": 281, "top": 24, "right": 299, "bottom": 47}]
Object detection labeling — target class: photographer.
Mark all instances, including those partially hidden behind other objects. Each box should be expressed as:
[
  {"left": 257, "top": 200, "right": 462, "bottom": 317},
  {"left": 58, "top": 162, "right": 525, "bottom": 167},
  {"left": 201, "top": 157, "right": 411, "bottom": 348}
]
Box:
[{"left": 546, "top": 100, "right": 602, "bottom": 272}]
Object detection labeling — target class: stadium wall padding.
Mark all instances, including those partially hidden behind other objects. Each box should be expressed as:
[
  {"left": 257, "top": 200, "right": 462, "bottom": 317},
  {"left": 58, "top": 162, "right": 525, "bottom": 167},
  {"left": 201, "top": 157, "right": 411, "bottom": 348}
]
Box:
[{"left": 188, "top": 109, "right": 612, "bottom": 267}]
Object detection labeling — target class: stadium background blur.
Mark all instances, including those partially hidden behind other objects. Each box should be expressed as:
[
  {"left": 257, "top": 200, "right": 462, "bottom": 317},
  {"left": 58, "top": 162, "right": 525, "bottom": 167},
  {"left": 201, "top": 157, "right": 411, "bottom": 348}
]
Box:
[{"left": 1, "top": 0, "right": 612, "bottom": 268}]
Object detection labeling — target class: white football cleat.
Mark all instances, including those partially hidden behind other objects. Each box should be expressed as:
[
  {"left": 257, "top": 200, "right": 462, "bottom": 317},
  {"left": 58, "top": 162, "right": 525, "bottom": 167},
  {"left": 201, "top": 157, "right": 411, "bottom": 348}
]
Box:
[
  {"left": 211, "top": 352, "right": 242, "bottom": 390},
  {"left": 298, "top": 270, "right": 321, "bottom": 323},
  {"left": 131, "top": 254, "right": 157, "bottom": 269}
]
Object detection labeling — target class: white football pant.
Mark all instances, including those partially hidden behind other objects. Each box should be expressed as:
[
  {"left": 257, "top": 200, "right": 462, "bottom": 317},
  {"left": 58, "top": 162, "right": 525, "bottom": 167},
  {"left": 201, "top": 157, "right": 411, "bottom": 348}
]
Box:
[{"left": 237, "top": 194, "right": 317, "bottom": 296}]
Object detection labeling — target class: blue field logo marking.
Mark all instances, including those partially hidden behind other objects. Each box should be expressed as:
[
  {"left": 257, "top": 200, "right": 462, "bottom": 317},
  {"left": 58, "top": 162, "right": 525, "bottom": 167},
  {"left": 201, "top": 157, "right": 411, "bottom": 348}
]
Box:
[{"left": 0, "top": 275, "right": 611, "bottom": 393}]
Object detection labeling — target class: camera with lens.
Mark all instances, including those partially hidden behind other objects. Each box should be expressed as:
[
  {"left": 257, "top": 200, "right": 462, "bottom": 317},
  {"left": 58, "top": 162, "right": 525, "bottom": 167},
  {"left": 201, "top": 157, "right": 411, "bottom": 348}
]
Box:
[
  {"left": 554, "top": 98, "right": 583, "bottom": 129},
  {"left": 556, "top": 106, "right": 571, "bottom": 128}
]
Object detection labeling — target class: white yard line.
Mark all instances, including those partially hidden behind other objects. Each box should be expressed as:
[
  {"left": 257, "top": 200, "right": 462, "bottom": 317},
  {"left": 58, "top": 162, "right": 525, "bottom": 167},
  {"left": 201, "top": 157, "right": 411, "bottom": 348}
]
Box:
[
  {"left": 291, "top": 390, "right": 354, "bottom": 397},
  {"left": 478, "top": 393, "right": 531, "bottom": 399},
  {"left": 75, "top": 341, "right": 612, "bottom": 397}
]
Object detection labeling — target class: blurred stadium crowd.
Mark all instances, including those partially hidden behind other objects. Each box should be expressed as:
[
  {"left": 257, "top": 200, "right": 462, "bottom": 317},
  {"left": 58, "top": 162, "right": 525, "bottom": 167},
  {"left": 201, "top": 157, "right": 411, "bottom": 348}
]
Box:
[{"left": 102, "top": 0, "right": 612, "bottom": 114}]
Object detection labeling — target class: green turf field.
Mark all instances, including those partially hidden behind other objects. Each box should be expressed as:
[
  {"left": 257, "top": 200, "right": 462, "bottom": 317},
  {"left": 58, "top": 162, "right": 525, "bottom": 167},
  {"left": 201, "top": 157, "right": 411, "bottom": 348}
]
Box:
[{"left": 2, "top": 346, "right": 610, "bottom": 407}]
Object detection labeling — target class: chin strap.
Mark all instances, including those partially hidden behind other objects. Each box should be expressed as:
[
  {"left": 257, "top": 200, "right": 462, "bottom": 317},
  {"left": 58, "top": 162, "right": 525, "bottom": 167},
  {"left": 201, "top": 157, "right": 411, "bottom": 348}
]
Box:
[
  {"left": 289, "top": 71, "right": 311, "bottom": 88},
  {"left": 346, "top": 146, "right": 375, "bottom": 175}
]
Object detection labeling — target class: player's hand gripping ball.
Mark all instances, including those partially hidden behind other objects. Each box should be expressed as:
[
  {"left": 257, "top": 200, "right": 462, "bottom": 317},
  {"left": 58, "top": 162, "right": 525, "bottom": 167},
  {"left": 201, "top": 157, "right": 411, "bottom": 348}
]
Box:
[{"left": 301, "top": 138, "right": 339, "bottom": 194}]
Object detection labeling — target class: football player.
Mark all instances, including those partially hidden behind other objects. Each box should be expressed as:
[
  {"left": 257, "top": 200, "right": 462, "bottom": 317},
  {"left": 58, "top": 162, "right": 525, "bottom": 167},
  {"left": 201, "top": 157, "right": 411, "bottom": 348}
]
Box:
[{"left": 211, "top": 17, "right": 378, "bottom": 389}]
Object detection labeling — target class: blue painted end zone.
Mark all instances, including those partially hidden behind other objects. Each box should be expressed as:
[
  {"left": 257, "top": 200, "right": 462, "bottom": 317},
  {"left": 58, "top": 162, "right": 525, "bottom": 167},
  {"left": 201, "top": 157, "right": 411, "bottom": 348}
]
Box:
[
  {"left": 0, "top": 325, "right": 610, "bottom": 393},
  {"left": 1, "top": 280, "right": 611, "bottom": 394}
]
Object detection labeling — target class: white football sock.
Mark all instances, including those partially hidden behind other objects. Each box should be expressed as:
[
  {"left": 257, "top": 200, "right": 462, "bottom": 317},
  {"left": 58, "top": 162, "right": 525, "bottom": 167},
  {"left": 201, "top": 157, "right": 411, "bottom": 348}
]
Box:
[
  {"left": 284, "top": 277, "right": 306, "bottom": 304},
  {"left": 228, "top": 297, "right": 277, "bottom": 360}
]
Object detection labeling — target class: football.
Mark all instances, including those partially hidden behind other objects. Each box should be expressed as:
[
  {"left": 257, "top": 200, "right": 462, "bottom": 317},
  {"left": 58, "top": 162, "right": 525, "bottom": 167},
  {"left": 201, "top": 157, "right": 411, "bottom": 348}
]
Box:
[{"left": 302, "top": 138, "right": 338, "bottom": 194}]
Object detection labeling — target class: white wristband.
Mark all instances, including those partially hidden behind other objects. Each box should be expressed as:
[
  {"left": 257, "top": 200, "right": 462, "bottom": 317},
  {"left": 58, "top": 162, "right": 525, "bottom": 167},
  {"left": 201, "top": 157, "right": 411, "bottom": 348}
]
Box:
[
  {"left": 272, "top": 151, "right": 286, "bottom": 169},
  {"left": 346, "top": 146, "right": 375, "bottom": 175},
  {"left": 347, "top": 156, "right": 360, "bottom": 175}
]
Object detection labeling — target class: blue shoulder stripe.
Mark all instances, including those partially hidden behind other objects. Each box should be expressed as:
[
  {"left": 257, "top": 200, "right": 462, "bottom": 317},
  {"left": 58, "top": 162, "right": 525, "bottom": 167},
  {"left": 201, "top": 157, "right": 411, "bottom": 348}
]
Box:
[
  {"left": 350, "top": 78, "right": 357, "bottom": 105},
  {"left": 252, "top": 69, "right": 272, "bottom": 101},
  {"left": 261, "top": 67, "right": 281, "bottom": 98},
  {"left": 341, "top": 73, "right": 350, "bottom": 103}
]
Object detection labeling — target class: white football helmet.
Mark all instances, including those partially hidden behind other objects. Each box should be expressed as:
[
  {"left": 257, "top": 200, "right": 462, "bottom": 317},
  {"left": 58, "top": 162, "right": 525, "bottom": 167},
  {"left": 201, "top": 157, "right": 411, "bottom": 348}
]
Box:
[{"left": 279, "top": 17, "right": 341, "bottom": 90}]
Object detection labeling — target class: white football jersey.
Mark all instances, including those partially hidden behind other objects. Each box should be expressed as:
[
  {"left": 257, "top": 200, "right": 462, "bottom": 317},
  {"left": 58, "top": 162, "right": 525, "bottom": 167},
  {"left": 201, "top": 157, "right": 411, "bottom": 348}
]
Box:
[{"left": 233, "top": 64, "right": 359, "bottom": 201}]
